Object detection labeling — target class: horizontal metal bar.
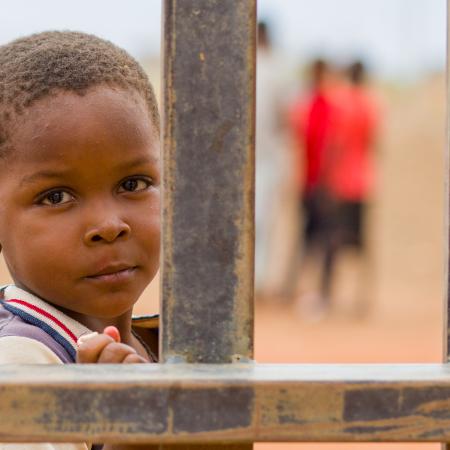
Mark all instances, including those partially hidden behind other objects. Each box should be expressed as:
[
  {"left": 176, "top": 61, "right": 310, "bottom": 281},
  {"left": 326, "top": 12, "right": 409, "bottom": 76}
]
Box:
[{"left": 1, "top": 364, "right": 450, "bottom": 443}]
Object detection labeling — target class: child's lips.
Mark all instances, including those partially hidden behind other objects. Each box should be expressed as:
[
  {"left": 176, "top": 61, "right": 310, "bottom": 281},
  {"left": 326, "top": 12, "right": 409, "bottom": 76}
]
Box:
[{"left": 85, "top": 264, "right": 137, "bottom": 284}]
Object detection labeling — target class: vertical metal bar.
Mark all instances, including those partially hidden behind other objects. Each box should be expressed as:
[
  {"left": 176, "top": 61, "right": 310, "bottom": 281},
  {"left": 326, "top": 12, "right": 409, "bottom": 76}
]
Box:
[
  {"left": 444, "top": 1, "right": 449, "bottom": 449},
  {"left": 161, "top": 0, "right": 255, "bottom": 365},
  {"left": 161, "top": 1, "right": 255, "bottom": 447}
]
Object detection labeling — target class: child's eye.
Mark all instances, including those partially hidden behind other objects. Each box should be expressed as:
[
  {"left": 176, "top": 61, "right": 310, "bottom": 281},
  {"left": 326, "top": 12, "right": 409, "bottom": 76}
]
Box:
[
  {"left": 118, "top": 178, "right": 151, "bottom": 193},
  {"left": 40, "top": 190, "right": 74, "bottom": 206}
]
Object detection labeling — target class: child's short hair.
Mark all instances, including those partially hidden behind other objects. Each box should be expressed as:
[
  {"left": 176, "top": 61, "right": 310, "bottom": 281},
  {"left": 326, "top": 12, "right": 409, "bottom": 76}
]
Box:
[{"left": 0, "top": 30, "right": 160, "bottom": 155}]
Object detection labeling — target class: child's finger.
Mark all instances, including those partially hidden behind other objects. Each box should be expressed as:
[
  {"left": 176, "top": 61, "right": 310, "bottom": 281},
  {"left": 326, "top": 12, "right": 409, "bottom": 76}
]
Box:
[
  {"left": 77, "top": 331, "right": 99, "bottom": 345},
  {"left": 103, "top": 326, "right": 121, "bottom": 343},
  {"left": 76, "top": 334, "right": 115, "bottom": 363},
  {"left": 97, "top": 342, "right": 137, "bottom": 363},
  {"left": 122, "top": 353, "right": 148, "bottom": 364}
]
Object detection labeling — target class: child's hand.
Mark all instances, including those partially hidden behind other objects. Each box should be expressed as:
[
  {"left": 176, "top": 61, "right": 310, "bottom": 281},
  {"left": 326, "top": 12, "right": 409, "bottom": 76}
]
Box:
[{"left": 76, "top": 326, "right": 147, "bottom": 364}]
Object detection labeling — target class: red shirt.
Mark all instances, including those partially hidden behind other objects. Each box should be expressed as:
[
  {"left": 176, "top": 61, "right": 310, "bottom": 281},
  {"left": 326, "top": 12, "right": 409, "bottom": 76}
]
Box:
[
  {"left": 325, "top": 85, "right": 379, "bottom": 201},
  {"left": 289, "top": 89, "right": 333, "bottom": 194},
  {"left": 290, "top": 83, "right": 379, "bottom": 201}
]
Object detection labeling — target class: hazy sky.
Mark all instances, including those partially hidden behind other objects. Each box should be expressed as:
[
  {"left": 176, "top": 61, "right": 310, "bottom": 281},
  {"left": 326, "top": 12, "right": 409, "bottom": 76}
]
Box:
[{"left": 0, "top": 0, "right": 446, "bottom": 79}]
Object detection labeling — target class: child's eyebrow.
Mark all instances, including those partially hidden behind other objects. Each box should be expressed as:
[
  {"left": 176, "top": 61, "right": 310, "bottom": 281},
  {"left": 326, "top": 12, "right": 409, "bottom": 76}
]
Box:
[
  {"left": 118, "top": 155, "right": 159, "bottom": 170},
  {"left": 19, "top": 156, "right": 159, "bottom": 187},
  {"left": 19, "top": 169, "right": 72, "bottom": 187}
]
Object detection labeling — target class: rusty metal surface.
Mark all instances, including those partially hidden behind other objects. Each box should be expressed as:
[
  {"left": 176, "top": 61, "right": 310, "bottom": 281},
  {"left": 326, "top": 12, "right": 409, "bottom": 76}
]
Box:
[
  {"left": 2, "top": 364, "right": 450, "bottom": 443},
  {"left": 161, "top": 0, "right": 256, "bottom": 364}
]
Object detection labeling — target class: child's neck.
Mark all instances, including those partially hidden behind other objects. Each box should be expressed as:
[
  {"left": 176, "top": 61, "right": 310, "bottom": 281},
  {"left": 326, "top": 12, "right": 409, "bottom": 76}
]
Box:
[{"left": 49, "top": 303, "right": 135, "bottom": 346}]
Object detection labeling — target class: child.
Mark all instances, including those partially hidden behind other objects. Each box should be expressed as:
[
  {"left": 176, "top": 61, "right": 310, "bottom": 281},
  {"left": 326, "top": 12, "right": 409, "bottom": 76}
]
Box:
[{"left": 0, "top": 31, "right": 161, "bottom": 449}]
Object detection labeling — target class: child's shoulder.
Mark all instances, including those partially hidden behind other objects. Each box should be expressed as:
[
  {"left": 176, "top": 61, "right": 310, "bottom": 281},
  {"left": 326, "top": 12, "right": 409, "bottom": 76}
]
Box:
[
  {"left": 0, "top": 285, "right": 89, "bottom": 363},
  {"left": 0, "top": 285, "right": 160, "bottom": 363},
  {"left": 0, "top": 301, "right": 72, "bottom": 363}
]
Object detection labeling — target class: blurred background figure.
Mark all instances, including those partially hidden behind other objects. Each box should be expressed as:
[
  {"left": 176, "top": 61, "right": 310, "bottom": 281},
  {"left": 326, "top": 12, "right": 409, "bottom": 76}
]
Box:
[
  {"left": 288, "top": 58, "right": 340, "bottom": 315},
  {"left": 328, "top": 60, "right": 380, "bottom": 313},
  {"left": 288, "top": 58, "right": 379, "bottom": 317},
  {"left": 254, "top": 21, "right": 291, "bottom": 301}
]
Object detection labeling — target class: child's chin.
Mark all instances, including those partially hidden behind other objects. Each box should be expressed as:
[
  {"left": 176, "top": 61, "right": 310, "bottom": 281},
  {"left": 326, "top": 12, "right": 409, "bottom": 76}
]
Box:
[{"left": 83, "top": 292, "right": 139, "bottom": 319}]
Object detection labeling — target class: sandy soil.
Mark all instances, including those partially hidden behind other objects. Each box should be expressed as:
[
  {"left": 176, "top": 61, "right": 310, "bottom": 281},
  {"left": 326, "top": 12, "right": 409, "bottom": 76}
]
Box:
[{"left": 0, "top": 75, "right": 446, "bottom": 449}]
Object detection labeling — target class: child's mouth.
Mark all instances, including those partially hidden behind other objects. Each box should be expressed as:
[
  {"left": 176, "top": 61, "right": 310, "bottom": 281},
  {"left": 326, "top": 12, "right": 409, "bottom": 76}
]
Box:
[{"left": 86, "top": 265, "right": 137, "bottom": 284}]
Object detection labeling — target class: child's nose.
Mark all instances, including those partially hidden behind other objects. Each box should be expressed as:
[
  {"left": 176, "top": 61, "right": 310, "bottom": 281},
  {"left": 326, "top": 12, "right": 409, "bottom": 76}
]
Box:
[{"left": 84, "top": 218, "right": 131, "bottom": 244}]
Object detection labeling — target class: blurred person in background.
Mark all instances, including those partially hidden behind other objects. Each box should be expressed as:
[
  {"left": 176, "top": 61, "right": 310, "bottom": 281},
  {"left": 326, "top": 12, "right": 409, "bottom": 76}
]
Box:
[
  {"left": 288, "top": 59, "right": 379, "bottom": 317},
  {"left": 288, "top": 59, "right": 338, "bottom": 314},
  {"left": 326, "top": 60, "right": 380, "bottom": 313},
  {"left": 328, "top": 60, "right": 378, "bottom": 246},
  {"left": 255, "top": 21, "right": 291, "bottom": 301}
]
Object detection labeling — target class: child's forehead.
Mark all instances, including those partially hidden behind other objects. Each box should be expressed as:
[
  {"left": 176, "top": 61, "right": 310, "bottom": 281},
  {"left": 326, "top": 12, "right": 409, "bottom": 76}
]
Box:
[
  {"left": 3, "top": 89, "right": 159, "bottom": 178},
  {"left": 10, "top": 86, "right": 159, "bottom": 161},
  {"left": 20, "top": 86, "right": 151, "bottom": 129}
]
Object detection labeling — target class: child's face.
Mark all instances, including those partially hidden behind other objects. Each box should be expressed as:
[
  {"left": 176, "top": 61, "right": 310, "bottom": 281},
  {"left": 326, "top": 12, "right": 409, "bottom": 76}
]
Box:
[{"left": 0, "top": 86, "right": 160, "bottom": 320}]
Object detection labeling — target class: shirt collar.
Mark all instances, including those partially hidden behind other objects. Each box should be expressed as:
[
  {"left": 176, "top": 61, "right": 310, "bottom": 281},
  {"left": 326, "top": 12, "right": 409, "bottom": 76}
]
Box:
[{"left": 2, "top": 285, "right": 92, "bottom": 358}]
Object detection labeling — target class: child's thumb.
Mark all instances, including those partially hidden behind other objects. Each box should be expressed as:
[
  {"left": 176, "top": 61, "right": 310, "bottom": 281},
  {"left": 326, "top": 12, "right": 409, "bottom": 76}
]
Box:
[{"left": 103, "top": 326, "right": 121, "bottom": 343}]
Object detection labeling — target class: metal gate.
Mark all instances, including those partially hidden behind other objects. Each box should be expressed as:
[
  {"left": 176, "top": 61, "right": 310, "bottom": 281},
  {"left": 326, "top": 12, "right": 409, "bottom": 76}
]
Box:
[{"left": 1, "top": 1, "right": 450, "bottom": 448}]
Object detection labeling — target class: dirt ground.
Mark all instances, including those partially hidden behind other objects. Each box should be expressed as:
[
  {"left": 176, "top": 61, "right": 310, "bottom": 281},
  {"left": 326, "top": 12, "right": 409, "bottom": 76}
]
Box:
[{"left": 0, "top": 75, "right": 446, "bottom": 449}]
